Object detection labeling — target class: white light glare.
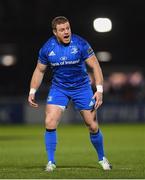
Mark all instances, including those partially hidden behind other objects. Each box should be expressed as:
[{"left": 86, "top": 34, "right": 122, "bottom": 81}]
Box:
[
  {"left": 96, "top": 51, "right": 112, "bottom": 62},
  {"left": 93, "top": 18, "right": 112, "bottom": 32},
  {"left": 0, "top": 55, "right": 16, "bottom": 66}
]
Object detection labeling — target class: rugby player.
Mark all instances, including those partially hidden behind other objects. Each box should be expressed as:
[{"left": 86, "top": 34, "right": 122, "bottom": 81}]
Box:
[{"left": 28, "top": 16, "right": 112, "bottom": 171}]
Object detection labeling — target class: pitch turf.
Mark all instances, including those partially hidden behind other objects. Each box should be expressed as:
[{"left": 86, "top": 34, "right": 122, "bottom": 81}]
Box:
[{"left": 0, "top": 123, "right": 144, "bottom": 179}]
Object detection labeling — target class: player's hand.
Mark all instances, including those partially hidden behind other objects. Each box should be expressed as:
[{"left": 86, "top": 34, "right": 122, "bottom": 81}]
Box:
[
  {"left": 28, "top": 94, "right": 38, "bottom": 108},
  {"left": 92, "top": 91, "right": 103, "bottom": 109}
]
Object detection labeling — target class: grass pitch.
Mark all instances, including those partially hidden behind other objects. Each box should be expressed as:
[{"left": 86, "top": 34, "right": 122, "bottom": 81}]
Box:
[{"left": 0, "top": 123, "right": 144, "bottom": 179}]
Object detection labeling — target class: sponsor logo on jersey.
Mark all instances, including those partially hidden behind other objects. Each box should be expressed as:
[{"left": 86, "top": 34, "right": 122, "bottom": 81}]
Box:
[
  {"left": 49, "top": 51, "right": 56, "bottom": 56},
  {"left": 50, "top": 59, "right": 80, "bottom": 66},
  {"left": 60, "top": 56, "right": 68, "bottom": 61},
  {"left": 87, "top": 47, "right": 93, "bottom": 54}
]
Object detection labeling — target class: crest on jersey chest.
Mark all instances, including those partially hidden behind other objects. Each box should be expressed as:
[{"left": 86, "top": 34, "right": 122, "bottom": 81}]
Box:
[{"left": 70, "top": 46, "right": 78, "bottom": 54}]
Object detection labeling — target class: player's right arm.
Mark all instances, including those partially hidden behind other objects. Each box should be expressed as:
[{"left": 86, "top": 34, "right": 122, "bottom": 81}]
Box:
[{"left": 28, "top": 62, "right": 47, "bottom": 108}]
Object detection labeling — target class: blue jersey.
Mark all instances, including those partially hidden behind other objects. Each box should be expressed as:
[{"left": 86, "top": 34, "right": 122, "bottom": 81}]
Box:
[{"left": 38, "top": 34, "right": 94, "bottom": 89}]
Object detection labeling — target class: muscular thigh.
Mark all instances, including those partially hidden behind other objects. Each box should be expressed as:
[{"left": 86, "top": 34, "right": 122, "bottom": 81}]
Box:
[
  {"left": 45, "top": 104, "right": 63, "bottom": 129},
  {"left": 80, "top": 109, "right": 99, "bottom": 132},
  {"left": 80, "top": 109, "right": 96, "bottom": 124}
]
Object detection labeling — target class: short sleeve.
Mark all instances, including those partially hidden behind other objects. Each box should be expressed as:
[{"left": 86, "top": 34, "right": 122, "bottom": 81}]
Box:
[
  {"left": 38, "top": 46, "right": 48, "bottom": 65},
  {"left": 81, "top": 40, "right": 95, "bottom": 61}
]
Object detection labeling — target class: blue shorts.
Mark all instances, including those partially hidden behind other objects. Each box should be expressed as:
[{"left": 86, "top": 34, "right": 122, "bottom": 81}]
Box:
[{"left": 46, "top": 85, "right": 95, "bottom": 110}]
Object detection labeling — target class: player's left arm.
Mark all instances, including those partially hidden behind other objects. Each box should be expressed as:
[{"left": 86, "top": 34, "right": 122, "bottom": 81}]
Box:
[{"left": 86, "top": 55, "right": 104, "bottom": 109}]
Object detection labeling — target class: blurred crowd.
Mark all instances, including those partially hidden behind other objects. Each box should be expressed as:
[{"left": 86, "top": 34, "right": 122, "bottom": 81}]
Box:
[{"left": 89, "top": 71, "right": 145, "bottom": 102}]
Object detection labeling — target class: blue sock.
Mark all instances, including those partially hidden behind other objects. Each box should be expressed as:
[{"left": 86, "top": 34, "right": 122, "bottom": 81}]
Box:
[
  {"left": 45, "top": 129, "right": 57, "bottom": 164},
  {"left": 90, "top": 129, "right": 105, "bottom": 161}
]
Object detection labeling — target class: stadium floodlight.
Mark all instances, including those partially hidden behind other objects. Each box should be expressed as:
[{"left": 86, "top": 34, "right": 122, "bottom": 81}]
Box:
[
  {"left": 93, "top": 18, "right": 112, "bottom": 32},
  {"left": 0, "top": 55, "right": 16, "bottom": 66},
  {"left": 96, "top": 51, "right": 112, "bottom": 62}
]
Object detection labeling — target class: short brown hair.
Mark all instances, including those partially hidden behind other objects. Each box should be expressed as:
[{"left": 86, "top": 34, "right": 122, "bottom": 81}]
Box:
[{"left": 51, "top": 16, "right": 69, "bottom": 30}]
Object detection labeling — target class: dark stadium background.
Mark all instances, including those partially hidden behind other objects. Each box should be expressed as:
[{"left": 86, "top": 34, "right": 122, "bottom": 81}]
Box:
[
  {"left": 0, "top": 0, "right": 145, "bottom": 123},
  {"left": 0, "top": 1, "right": 145, "bottom": 179}
]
